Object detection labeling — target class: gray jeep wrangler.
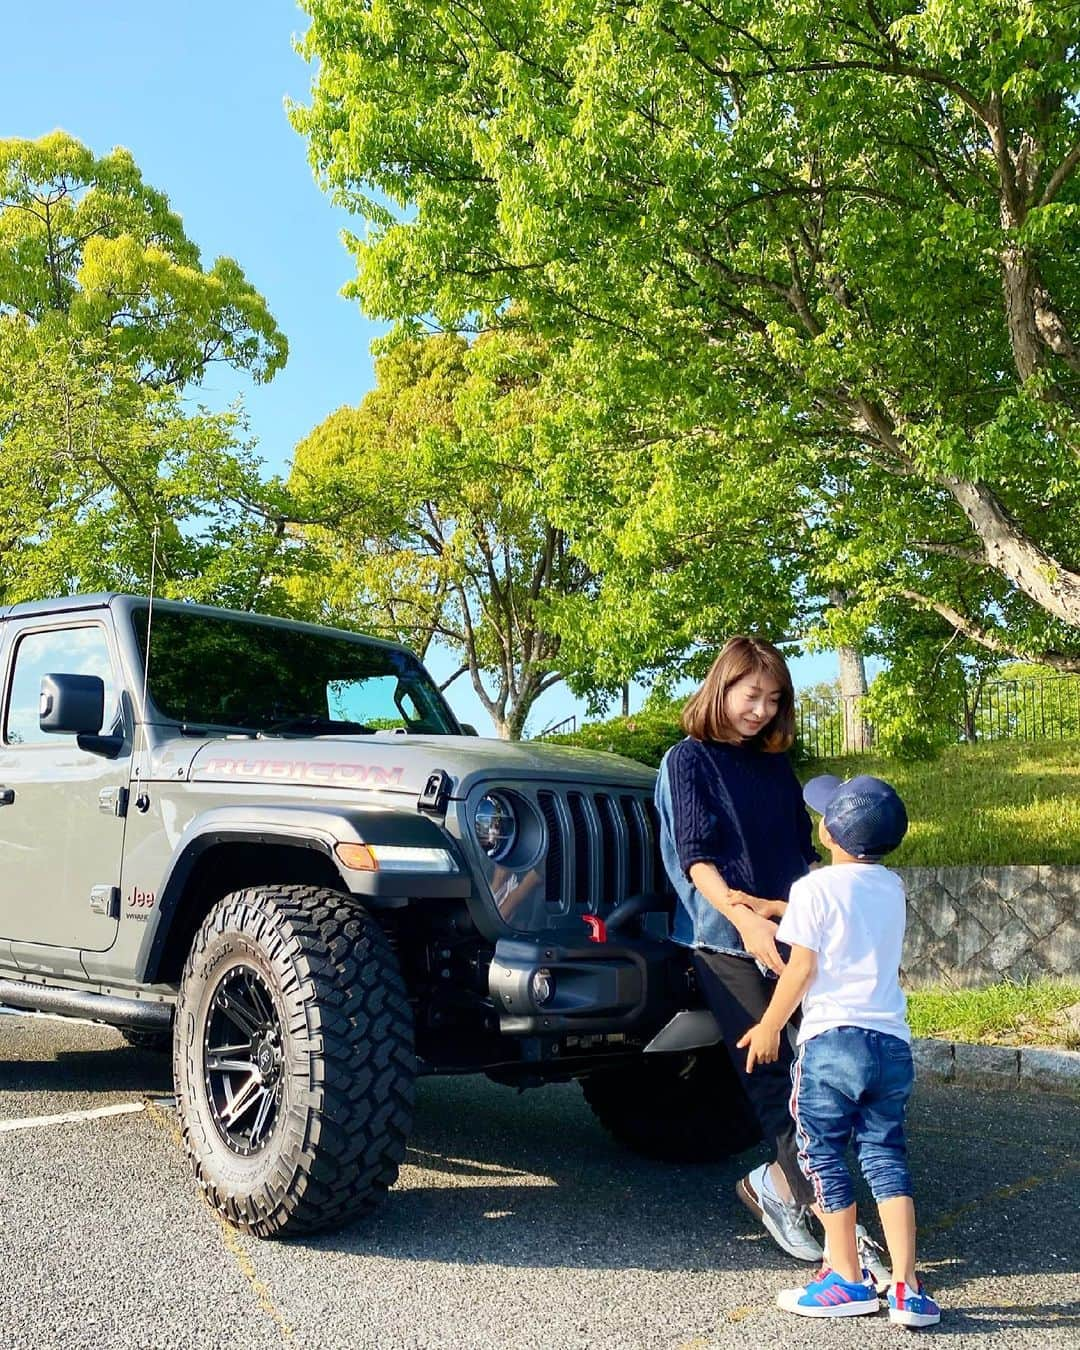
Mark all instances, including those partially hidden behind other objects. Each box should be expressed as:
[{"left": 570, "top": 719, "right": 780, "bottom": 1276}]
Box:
[{"left": 0, "top": 594, "right": 755, "bottom": 1236}]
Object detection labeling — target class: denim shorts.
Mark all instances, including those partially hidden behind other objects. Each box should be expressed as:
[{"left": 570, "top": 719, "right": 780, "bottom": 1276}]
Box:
[{"left": 789, "top": 1026, "right": 915, "bottom": 1213}]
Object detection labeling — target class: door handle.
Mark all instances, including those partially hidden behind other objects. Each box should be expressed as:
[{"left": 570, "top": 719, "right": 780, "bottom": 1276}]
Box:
[{"left": 0, "top": 787, "right": 14, "bottom": 806}]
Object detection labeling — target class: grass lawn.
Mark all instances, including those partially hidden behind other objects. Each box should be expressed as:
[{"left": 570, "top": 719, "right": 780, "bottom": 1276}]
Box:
[
  {"left": 800, "top": 741, "right": 1080, "bottom": 867},
  {"left": 554, "top": 717, "right": 1080, "bottom": 866},
  {"left": 906, "top": 979, "right": 1080, "bottom": 1049}
]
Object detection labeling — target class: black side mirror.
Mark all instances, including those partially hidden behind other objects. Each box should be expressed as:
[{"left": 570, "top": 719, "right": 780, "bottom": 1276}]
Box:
[
  {"left": 39, "top": 674, "right": 123, "bottom": 758},
  {"left": 460, "top": 722, "right": 479, "bottom": 736},
  {"left": 40, "top": 674, "right": 104, "bottom": 734}
]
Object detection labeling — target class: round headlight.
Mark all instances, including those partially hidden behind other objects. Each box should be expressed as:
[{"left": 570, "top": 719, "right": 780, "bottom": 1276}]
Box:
[{"left": 474, "top": 791, "right": 517, "bottom": 861}]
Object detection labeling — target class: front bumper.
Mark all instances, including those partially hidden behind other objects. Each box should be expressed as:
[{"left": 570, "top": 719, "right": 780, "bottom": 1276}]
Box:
[{"left": 489, "top": 930, "right": 684, "bottom": 1036}]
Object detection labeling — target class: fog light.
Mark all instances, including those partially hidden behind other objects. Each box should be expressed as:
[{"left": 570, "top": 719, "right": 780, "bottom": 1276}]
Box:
[{"left": 530, "top": 967, "right": 555, "bottom": 1006}]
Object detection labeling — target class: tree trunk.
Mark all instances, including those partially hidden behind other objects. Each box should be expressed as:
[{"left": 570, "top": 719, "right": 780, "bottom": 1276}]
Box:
[
  {"left": 1000, "top": 245, "right": 1080, "bottom": 380},
  {"left": 828, "top": 587, "right": 873, "bottom": 754},
  {"left": 1001, "top": 245, "right": 1043, "bottom": 383},
  {"left": 504, "top": 706, "right": 529, "bottom": 741},
  {"left": 944, "top": 478, "right": 1080, "bottom": 627},
  {"left": 962, "top": 690, "right": 978, "bottom": 744},
  {"left": 837, "top": 645, "right": 872, "bottom": 753},
  {"left": 621, "top": 681, "right": 630, "bottom": 718}
]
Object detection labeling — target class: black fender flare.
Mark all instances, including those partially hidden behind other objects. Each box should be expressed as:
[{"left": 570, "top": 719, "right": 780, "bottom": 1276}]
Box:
[{"left": 141, "top": 804, "right": 471, "bottom": 982}]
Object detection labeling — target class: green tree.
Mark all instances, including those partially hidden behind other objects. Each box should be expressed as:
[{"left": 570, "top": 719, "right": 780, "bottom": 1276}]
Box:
[
  {"left": 293, "top": 0, "right": 1080, "bottom": 680},
  {"left": 0, "top": 132, "right": 291, "bottom": 604},
  {"left": 290, "top": 332, "right": 593, "bottom": 738}
]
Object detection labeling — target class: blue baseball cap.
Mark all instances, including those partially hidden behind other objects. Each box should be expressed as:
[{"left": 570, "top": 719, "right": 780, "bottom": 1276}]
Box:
[{"left": 803, "top": 774, "right": 908, "bottom": 860}]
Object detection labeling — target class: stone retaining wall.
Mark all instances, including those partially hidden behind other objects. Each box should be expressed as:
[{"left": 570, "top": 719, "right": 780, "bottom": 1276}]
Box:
[
  {"left": 913, "top": 1037, "right": 1080, "bottom": 1094},
  {"left": 897, "top": 865, "right": 1079, "bottom": 987}
]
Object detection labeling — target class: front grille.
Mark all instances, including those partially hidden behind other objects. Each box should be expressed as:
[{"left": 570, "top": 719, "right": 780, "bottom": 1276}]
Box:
[{"left": 535, "top": 787, "right": 667, "bottom": 918}]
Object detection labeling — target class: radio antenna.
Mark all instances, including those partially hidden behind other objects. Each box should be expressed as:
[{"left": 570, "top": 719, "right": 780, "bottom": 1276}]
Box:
[
  {"left": 134, "top": 524, "right": 160, "bottom": 807},
  {"left": 140, "top": 523, "right": 159, "bottom": 722}
]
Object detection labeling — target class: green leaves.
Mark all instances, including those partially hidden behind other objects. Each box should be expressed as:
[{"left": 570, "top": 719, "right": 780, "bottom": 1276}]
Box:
[
  {"left": 0, "top": 133, "right": 293, "bottom": 611},
  {"left": 0, "top": 132, "right": 286, "bottom": 387},
  {"left": 294, "top": 0, "right": 1080, "bottom": 689}
]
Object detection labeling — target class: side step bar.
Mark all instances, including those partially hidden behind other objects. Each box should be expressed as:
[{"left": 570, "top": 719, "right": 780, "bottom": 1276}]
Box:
[{"left": 0, "top": 978, "right": 172, "bottom": 1032}]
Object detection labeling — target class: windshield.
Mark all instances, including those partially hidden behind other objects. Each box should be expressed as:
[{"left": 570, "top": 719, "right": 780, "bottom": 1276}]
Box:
[{"left": 132, "top": 608, "right": 460, "bottom": 736}]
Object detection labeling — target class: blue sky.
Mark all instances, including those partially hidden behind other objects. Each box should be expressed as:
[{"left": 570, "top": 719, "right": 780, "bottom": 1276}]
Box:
[{"left": 3, "top": 1, "right": 846, "bottom": 733}]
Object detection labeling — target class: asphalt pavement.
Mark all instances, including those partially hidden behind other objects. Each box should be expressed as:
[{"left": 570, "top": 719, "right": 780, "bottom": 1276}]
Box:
[{"left": 0, "top": 1012, "right": 1077, "bottom": 1349}]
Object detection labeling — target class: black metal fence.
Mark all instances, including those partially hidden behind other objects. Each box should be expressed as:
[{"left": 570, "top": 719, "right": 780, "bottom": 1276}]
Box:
[
  {"left": 972, "top": 677, "right": 1080, "bottom": 742},
  {"left": 537, "top": 714, "right": 577, "bottom": 738},
  {"left": 795, "top": 676, "right": 1080, "bottom": 760},
  {"left": 795, "top": 696, "right": 873, "bottom": 760}
]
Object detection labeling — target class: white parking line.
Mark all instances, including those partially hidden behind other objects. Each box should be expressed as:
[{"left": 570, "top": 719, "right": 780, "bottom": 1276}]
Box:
[{"left": 0, "top": 1102, "right": 145, "bottom": 1132}]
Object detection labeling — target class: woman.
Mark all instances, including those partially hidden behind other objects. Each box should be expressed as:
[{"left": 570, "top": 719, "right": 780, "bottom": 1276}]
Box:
[{"left": 655, "top": 635, "right": 822, "bottom": 1262}]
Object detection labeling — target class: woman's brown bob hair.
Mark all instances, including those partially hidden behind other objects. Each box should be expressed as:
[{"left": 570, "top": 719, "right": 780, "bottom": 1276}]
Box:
[{"left": 680, "top": 636, "right": 796, "bottom": 752}]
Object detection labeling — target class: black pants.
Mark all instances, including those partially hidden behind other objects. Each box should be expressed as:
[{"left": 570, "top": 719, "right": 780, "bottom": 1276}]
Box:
[{"left": 693, "top": 948, "right": 816, "bottom": 1209}]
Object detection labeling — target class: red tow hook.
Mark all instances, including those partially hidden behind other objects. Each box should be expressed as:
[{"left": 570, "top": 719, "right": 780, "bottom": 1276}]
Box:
[{"left": 581, "top": 915, "right": 607, "bottom": 944}]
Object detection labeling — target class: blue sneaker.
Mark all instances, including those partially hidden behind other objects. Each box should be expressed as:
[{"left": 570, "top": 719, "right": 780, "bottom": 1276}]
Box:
[
  {"left": 776, "top": 1267, "right": 880, "bottom": 1318},
  {"left": 888, "top": 1280, "right": 941, "bottom": 1327}
]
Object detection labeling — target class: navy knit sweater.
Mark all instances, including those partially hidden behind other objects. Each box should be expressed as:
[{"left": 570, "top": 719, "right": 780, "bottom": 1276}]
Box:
[{"left": 668, "top": 736, "right": 818, "bottom": 900}]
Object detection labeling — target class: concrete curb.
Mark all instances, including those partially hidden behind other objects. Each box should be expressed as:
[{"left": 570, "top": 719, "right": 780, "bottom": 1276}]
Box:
[{"left": 913, "top": 1036, "right": 1080, "bottom": 1096}]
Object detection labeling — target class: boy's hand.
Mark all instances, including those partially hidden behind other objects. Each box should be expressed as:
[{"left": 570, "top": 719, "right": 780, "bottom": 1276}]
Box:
[
  {"left": 728, "top": 893, "right": 786, "bottom": 920},
  {"left": 737, "top": 1021, "right": 781, "bottom": 1073}
]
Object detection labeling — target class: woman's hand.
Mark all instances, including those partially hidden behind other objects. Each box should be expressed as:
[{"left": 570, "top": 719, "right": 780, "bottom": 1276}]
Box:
[
  {"left": 730, "top": 908, "right": 785, "bottom": 975},
  {"left": 686, "top": 864, "right": 786, "bottom": 969},
  {"left": 736, "top": 1021, "right": 781, "bottom": 1073}
]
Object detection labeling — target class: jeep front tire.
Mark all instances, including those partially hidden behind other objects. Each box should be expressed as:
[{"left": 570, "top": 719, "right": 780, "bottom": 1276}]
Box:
[{"left": 174, "top": 884, "right": 414, "bottom": 1237}]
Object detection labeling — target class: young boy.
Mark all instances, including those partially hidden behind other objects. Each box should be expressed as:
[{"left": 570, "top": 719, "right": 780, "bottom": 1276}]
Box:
[{"left": 736, "top": 774, "right": 941, "bottom": 1327}]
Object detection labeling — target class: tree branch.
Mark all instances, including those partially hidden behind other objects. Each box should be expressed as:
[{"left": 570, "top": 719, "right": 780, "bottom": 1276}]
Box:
[
  {"left": 1038, "top": 139, "right": 1080, "bottom": 208},
  {"left": 438, "top": 663, "right": 469, "bottom": 693},
  {"left": 898, "top": 589, "right": 1080, "bottom": 673},
  {"left": 909, "top": 540, "right": 987, "bottom": 565}
]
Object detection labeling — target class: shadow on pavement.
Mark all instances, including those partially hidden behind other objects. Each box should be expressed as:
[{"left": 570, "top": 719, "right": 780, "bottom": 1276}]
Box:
[
  {"left": 935, "top": 1304, "right": 1080, "bottom": 1335},
  {"left": 0, "top": 1016, "right": 173, "bottom": 1097},
  {"left": 303, "top": 1073, "right": 1080, "bottom": 1307},
  {"left": 298, "top": 1074, "right": 773, "bottom": 1273},
  {"left": 3, "top": 1010, "right": 1077, "bottom": 1316}
]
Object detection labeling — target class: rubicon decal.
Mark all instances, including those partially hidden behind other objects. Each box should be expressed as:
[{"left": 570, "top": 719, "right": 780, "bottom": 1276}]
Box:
[{"left": 200, "top": 758, "right": 405, "bottom": 788}]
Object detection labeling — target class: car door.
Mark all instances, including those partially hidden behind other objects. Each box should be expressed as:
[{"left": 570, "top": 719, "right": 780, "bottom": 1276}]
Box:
[{"left": 0, "top": 619, "right": 130, "bottom": 953}]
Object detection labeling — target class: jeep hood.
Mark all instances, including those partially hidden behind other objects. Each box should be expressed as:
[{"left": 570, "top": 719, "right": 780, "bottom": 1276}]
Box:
[{"left": 185, "top": 732, "right": 657, "bottom": 798}]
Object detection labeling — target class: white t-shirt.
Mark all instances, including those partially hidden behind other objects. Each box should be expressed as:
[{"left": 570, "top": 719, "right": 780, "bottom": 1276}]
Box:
[{"left": 776, "top": 863, "right": 911, "bottom": 1046}]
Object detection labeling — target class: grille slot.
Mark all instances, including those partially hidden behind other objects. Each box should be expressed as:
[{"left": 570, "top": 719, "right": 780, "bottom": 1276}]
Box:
[
  {"left": 642, "top": 798, "right": 664, "bottom": 894},
  {"left": 566, "top": 792, "right": 592, "bottom": 909},
  {"left": 537, "top": 791, "right": 563, "bottom": 910},
  {"left": 621, "top": 795, "right": 645, "bottom": 898},
  {"left": 595, "top": 793, "right": 618, "bottom": 905}
]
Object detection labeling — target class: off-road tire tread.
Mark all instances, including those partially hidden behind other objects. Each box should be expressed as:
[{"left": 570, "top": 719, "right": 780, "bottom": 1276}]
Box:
[
  {"left": 174, "top": 883, "right": 415, "bottom": 1238},
  {"left": 581, "top": 1045, "right": 761, "bottom": 1162}
]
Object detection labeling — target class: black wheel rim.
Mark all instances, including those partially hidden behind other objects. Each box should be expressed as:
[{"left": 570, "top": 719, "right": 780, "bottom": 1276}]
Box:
[{"left": 203, "top": 963, "right": 285, "bottom": 1156}]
